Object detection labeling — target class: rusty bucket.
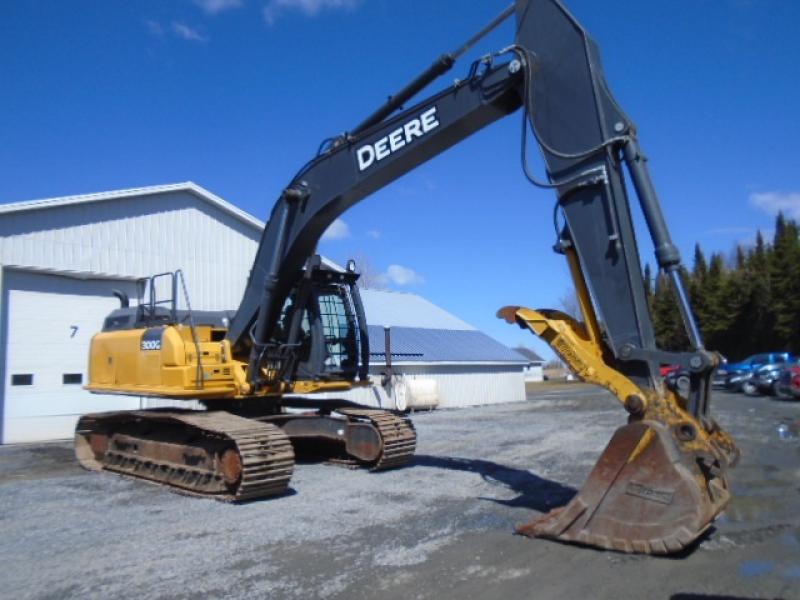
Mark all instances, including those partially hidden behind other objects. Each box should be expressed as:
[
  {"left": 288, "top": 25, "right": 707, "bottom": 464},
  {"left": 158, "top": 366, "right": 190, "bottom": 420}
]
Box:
[{"left": 517, "top": 419, "right": 732, "bottom": 554}]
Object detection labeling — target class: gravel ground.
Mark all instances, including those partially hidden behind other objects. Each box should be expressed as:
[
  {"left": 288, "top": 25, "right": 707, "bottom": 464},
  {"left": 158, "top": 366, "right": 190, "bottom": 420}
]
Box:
[{"left": 1, "top": 385, "right": 799, "bottom": 599}]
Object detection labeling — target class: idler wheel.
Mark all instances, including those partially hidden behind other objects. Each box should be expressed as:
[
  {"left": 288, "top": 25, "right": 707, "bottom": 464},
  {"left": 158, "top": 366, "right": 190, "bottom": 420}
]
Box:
[
  {"left": 89, "top": 433, "right": 109, "bottom": 459},
  {"left": 220, "top": 448, "right": 243, "bottom": 486}
]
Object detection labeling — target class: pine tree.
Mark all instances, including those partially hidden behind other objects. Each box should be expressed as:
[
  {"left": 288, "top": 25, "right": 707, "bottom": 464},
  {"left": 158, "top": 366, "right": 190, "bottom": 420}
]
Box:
[
  {"left": 647, "top": 221, "right": 800, "bottom": 358},
  {"left": 643, "top": 263, "right": 653, "bottom": 306},
  {"left": 652, "top": 270, "right": 689, "bottom": 350},
  {"left": 716, "top": 251, "right": 749, "bottom": 358},
  {"left": 770, "top": 214, "right": 800, "bottom": 351},
  {"left": 734, "top": 245, "right": 746, "bottom": 271},
  {"left": 693, "top": 244, "right": 708, "bottom": 281},
  {"left": 689, "top": 244, "right": 709, "bottom": 341},
  {"left": 744, "top": 231, "right": 775, "bottom": 353},
  {"left": 701, "top": 253, "right": 731, "bottom": 353}
]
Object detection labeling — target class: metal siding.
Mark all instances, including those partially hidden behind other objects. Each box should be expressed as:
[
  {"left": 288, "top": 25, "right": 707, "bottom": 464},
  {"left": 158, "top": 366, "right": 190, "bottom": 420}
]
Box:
[
  {"left": 524, "top": 364, "right": 544, "bottom": 382},
  {"left": 0, "top": 191, "right": 261, "bottom": 310},
  {"left": 313, "top": 365, "right": 526, "bottom": 409},
  {"left": 400, "top": 367, "right": 526, "bottom": 408},
  {"left": 0, "top": 265, "right": 5, "bottom": 441}
]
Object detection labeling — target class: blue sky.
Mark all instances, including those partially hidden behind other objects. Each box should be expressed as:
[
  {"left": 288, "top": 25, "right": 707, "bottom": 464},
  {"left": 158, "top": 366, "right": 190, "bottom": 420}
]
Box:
[{"left": 2, "top": 0, "right": 799, "bottom": 357}]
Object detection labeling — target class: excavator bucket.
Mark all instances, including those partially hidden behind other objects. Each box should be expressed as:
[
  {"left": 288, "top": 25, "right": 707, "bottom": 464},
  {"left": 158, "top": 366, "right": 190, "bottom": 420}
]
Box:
[
  {"left": 517, "top": 420, "right": 730, "bottom": 554},
  {"left": 499, "top": 305, "right": 738, "bottom": 555}
]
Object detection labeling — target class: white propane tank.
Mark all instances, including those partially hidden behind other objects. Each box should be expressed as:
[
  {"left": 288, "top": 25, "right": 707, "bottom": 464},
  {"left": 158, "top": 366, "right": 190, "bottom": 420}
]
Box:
[
  {"left": 393, "top": 380, "right": 408, "bottom": 412},
  {"left": 394, "top": 378, "right": 438, "bottom": 411}
]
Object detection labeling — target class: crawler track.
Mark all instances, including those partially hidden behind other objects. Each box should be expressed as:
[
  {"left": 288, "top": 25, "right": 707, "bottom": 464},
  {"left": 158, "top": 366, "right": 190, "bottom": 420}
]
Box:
[
  {"left": 75, "top": 410, "right": 294, "bottom": 502},
  {"left": 333, "top": 408, "right": 417, "bottom": 470}
]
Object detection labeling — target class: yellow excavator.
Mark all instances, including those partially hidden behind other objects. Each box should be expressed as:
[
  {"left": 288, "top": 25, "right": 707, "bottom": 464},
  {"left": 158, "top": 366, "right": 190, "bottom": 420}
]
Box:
[{"left": 75, "top": 0, "right": 738, "bottom": 554}]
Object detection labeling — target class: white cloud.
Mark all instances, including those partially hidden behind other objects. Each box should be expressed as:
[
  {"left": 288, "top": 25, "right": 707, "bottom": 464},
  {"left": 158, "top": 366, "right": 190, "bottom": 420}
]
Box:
[
  {"left": 321, "top": 218, "right": 351, "bottom": 240},
  {"left": 366, "top": 229, "right": 381, "bottom": 239},
  {"left": 194, "top": 0, "right": 243, "bottom": 14},
  {"left": 263, "top": 0, "right": 360, "bottom": 25},
  {"left": 749, "top": 191, "right": 800, "bottom": 220},
  {"left": 378, "top": 264, "right": 424, "bottom": 286},
  {"left": 145, "top": 20, "right": 164, "bottom": 36},
  {"left": 172, "top": 22, "right": 208, "bottom": 42}
]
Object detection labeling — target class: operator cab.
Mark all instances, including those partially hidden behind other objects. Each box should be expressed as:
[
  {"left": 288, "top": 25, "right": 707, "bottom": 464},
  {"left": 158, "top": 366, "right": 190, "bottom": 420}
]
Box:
[{"left": 274, "top": 256, "right": 369, "bottom": 383}]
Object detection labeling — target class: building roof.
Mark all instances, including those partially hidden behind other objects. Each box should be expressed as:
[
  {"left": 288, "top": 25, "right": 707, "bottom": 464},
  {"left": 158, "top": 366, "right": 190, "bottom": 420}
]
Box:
[
  {"left": 0, "top": 182, "right": 265, "bottom": 231},
  {"left": 359, "top": 288, "right": 526, "bottom": 364},
  {"left": 367, "top": 325, "right": 528, "bottom": 364},
  {"left": 513, "top": 346, "right": 546, "bottom": 364},
  {"left": 360, "top": 288, "right": 475, "bottom": 331}
]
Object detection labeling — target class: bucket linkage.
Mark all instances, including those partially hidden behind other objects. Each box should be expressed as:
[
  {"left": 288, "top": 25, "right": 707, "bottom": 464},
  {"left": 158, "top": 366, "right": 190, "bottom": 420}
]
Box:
[{"left": 499, "top": 305, "right": 738, "bottom": 554}]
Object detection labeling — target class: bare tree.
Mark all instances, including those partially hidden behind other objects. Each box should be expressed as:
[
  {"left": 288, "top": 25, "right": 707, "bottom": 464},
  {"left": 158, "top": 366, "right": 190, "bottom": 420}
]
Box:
[
  {"left": 349, "top": 251, "right": 384, "bottom": 289},
  {"left": 558, "top": 287, "right": 580, "bottom": 320},
  {"left": 543, "top": 358, "right": 564, "bottom": 370}
]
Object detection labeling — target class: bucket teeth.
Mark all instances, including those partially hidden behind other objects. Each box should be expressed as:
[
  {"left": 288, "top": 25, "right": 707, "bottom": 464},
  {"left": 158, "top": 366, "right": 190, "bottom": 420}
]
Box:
[{"left": 517, "top": 421, "right": 731, "bottom": 554}]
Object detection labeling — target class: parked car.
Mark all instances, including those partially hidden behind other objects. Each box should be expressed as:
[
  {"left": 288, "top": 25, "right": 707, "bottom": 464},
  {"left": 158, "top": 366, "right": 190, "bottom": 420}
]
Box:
[
  {"left": 660, "top": 365, "right": 679, "bottom": 378},
  {"left": 744, "top": 363, "right": 787, "bottom": 396},
  {"left": 658, "top": 364, "right": 683, "bottom": 389},
  {"left": 717, "top": 352, "right": 796, "bottom": 392},
  {"left": 775, "top": 361, "right": 800, "bottom": 400},
  {"left": 726, "top": 371, "right": 755, "bottom": 393},
  {"left": 711, "top": 355, "right": 728, "bottom": 388}
]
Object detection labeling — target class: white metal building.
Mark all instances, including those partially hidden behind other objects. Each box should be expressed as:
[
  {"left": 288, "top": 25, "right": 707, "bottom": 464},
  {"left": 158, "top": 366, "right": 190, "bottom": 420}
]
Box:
[
  {"left": 1, "top": 183, "right": 528, "bottom": 443},
  {"left": 0, "top": 183, "right": 262, "bottom": 443},
  {"left": 513, "top": 346, "right": 546, "bottom": 382}
]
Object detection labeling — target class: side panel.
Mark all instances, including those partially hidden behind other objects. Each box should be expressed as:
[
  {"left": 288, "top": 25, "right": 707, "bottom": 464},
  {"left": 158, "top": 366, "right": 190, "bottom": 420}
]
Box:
[{"left": 87, "top": 326, "right": 241, "bottom": 398}]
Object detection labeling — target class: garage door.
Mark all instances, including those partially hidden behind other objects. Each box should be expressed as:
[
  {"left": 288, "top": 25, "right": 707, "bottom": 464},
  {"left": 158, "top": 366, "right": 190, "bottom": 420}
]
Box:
[{"left": 1, "top": 270, "right": 141, "bottom": 443}]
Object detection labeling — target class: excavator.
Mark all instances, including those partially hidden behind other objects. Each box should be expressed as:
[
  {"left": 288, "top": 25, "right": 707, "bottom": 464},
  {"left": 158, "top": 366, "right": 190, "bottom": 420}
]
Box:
[{"left": 75, "top": 0, "right": 739, "bottom": 555}]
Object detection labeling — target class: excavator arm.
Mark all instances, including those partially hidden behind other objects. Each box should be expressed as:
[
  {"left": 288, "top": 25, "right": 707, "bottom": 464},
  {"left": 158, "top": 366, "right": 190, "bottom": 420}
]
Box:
[{"left": 219, "top": 0, "right": 737, "bottom": 553}]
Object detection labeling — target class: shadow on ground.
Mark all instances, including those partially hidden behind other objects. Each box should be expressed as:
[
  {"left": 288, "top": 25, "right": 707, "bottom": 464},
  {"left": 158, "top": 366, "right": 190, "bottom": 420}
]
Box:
[
  {"left": 413, "top": 454, "right": 576, "bottom": 512},
  {"left": 670, "top": 595, "right": 763, "bottom": 600}
]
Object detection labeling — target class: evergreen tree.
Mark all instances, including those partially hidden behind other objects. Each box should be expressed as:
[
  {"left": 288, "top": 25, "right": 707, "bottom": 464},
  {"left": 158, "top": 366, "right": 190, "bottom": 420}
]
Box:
[
  {"left": 652, "top": 270, "right": 689, "bottom": 350},
  {"left": 647, "top": 219, "right": 800, "bottom": 358},
  {"left": 770, "top": 214, "right": 800, "bottom": 351},
  {"left": 689, "top": 244, "right": 709, "bottom": 341},
  {"left": 643, "top": 263, "right": 653, "bottom": 306},
  {"left": 702, "top": 253, "right": 731, "bottom": 353},
  {"left": 743, "top": 230, "right": 776, "bottom": 353},
  {"left": 734, "top": 245, "right": 746, "bottom": 271},
  {"left": 717, "top": 251, "right": 749, "bottom": 358},
  {"left": 693, "top": 244, "right": 708, "bottom": 281}
]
